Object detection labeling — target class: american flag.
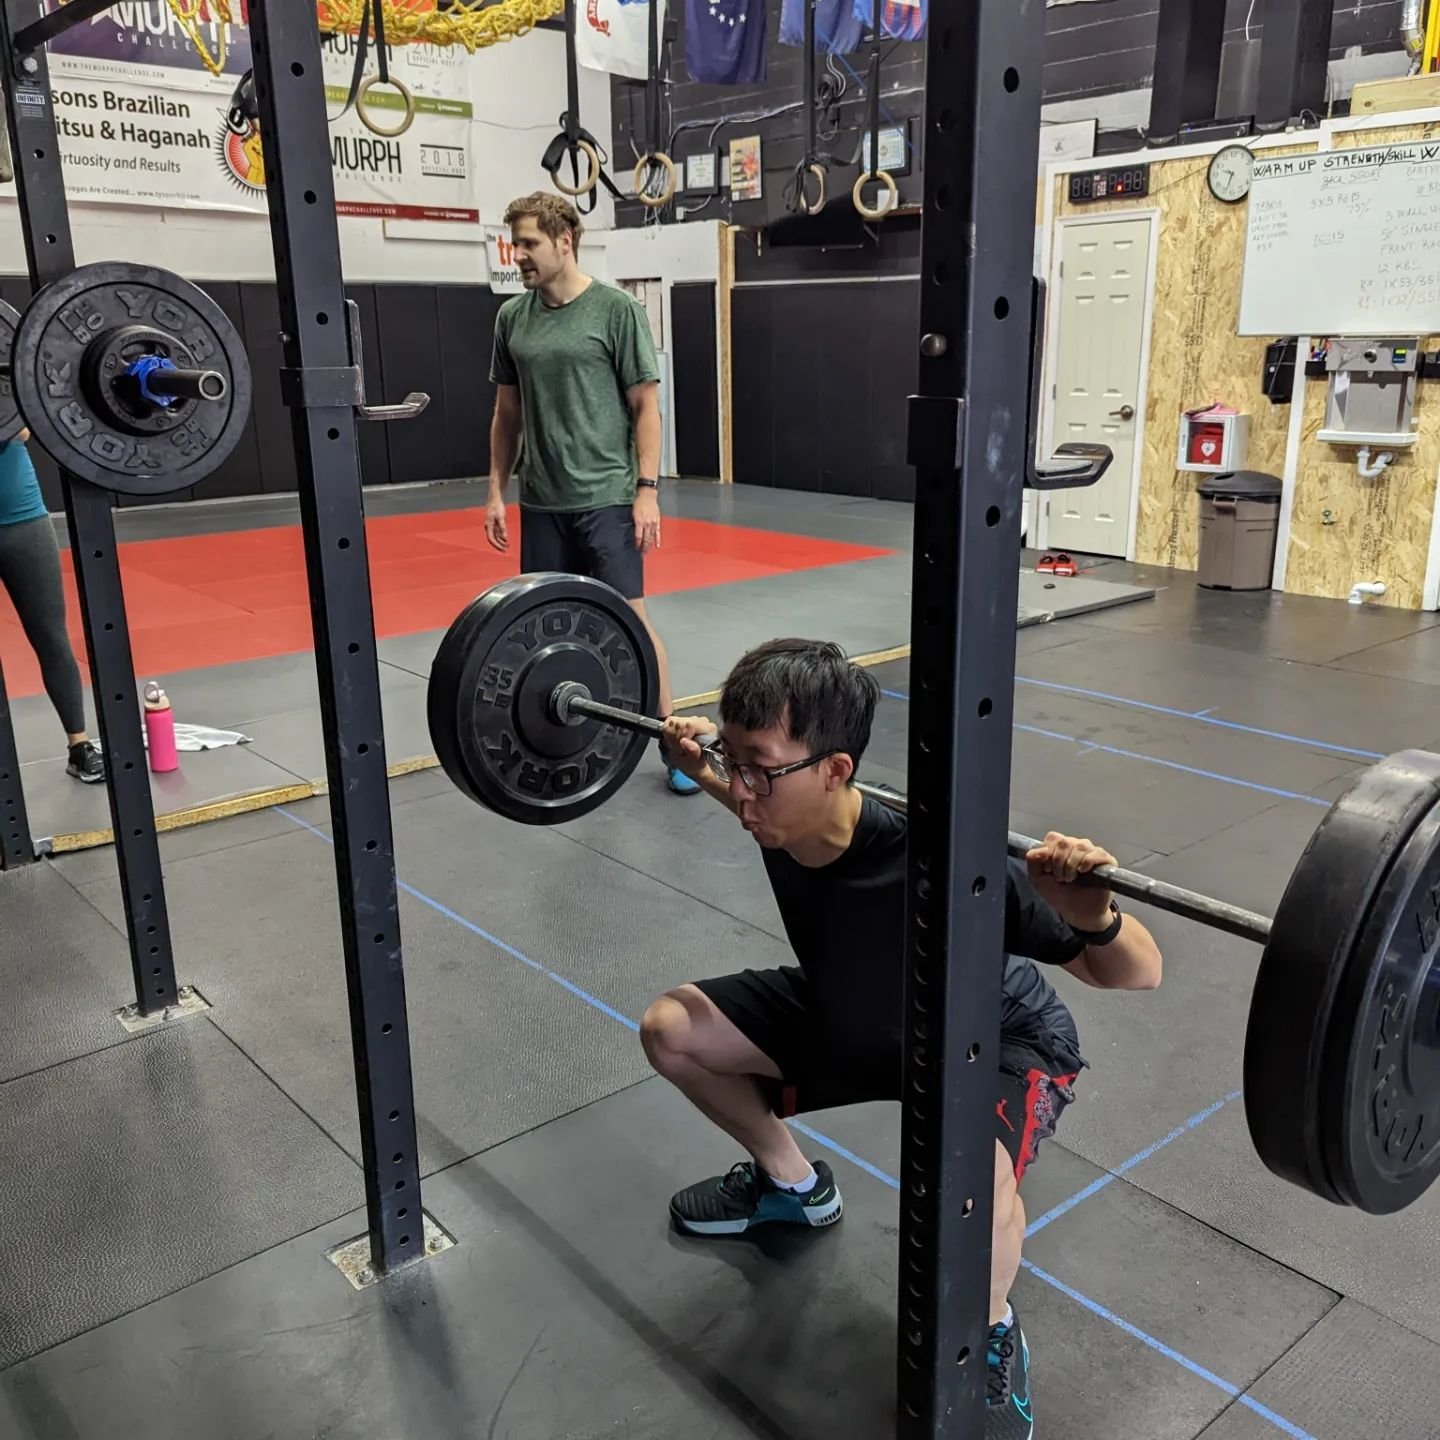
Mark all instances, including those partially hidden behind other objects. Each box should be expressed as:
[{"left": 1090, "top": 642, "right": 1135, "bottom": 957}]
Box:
[
  {"left": 853, "top": 0, "right": 925, "bottom": 42},
  {"left": 779, "top": 0, "right": 862, "bottom": 54}
]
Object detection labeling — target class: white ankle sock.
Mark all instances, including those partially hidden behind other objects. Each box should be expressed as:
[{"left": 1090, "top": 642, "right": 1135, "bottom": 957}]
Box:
[
  {"left": 993, "top": 1304, "right": 1014, "bottom": 1332},
  {"left": 767, "top": 1164, "right": 817, "bottom": 1195}
]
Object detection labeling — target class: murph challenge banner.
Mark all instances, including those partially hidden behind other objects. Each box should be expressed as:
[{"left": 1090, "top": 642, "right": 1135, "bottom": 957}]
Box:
[{"left": 36, "top": 1, "right": 480, "bottom": 223}]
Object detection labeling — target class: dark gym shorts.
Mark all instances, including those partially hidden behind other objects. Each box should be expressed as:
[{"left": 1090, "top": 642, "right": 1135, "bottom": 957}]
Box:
[
  {"left": 520, "top": 504, "right": 644, "bottom": 599},
  {"left": 696, "top": 966, "right": 1080, "bottom": 1182}
]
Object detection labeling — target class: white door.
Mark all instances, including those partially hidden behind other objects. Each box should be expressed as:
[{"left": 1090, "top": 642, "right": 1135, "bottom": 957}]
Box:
[{"left": 1045, "top": 217, "right": 1152, "bottom": 557}]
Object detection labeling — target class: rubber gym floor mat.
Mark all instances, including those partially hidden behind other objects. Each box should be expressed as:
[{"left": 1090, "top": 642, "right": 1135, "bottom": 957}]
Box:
[
  {"left": 1016, "top": 568, "right": 1155, "bottom": 625},
  {"left": 12, "top": 738, "right": 309, "bottom": 850},
  {"left": 1053, "top": 579, "right": 1439, "bottom": 667},
  {"left": 0, "top": 1018, "right": 359, "bottom": 1369},
  {"left": 1327, "top": 621, "right": 1440, "bottom": 688},
  {"left": 0, "top": 1080, "right": 1303, "bottom": 1440},
  {"left": 1012, "top": 625, "right": 1440, "bottom": 760},
  {"left": 66, "top": 798, "right": 799, "bottom": 1176},
  {"left": 863, "top": 688, "right": 1319, "bottom": 858},
  {"left": 872, "top": 660, "right": 1360, "bottom": 802},
  {"left": 0, "top": 861, "right": 155, "bottom": 1083},
  {"left": 0, "top": 508, "right": 891, "bottom": 699},
  {"left": 1118, "top": 1093, "right": 1440, "bottom": 1350},
  {"left": 1191, "top": 1299, "right": 1440, "bottom": 1440}
]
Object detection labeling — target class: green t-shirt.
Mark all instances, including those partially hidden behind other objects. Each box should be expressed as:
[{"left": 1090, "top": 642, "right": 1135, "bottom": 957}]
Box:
[{"left": 490, "top": 280, "right": 660, "bottom": 512}]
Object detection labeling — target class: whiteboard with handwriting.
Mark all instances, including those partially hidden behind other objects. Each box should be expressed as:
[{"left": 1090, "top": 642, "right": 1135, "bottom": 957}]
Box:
[{"left": 1238, "top": 141, "right": 1440, "bottom": 336}]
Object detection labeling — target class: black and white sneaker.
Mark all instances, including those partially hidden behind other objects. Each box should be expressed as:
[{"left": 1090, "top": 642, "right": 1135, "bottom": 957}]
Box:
[
  {"left": 66, "top": 741, "right": 105, "bottom": 784},
  {"left": 986, "top": 1311, "right": 1034, "bottom": 1439},
  {"left": 669, "top": 1159, "right": 843, "bottom": 1236}
]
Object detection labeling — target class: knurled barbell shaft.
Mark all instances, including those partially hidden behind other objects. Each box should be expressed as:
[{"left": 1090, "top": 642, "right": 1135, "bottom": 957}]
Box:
[{"left": 556, "top": 683, "right": 1274, "bottom": 947}]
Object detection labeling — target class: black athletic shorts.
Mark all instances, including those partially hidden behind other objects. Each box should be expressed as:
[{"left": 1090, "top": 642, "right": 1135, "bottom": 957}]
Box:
[
  {"left": 695, "top": 966, "right": 1080, "bottom": 1182},
  {"left": 520, "top": 504, "right": 644, "bottom": 599}
]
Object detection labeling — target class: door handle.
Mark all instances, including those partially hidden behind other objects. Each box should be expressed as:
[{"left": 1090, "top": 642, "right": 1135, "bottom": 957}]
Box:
[{"left": 1109, "top": 404, "right": 1135, "bottom": 421}]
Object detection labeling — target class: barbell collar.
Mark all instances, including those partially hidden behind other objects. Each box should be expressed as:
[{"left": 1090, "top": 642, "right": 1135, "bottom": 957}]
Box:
[{"left": 556, "top": 681, "right": 1273, "bottom": 945}]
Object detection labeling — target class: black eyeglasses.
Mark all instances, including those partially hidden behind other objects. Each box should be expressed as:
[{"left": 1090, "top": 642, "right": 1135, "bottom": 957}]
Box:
[{"left": 702, "top": 742, "right": 838, "bottom": 797}]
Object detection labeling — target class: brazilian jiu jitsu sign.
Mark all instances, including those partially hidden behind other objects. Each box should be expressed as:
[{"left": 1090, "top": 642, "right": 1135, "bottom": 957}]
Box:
[{"left": 36, "top": 2, "right": 479, "bottom": 223}]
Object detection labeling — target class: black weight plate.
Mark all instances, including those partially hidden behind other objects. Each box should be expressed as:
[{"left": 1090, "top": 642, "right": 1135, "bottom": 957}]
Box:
[
  {"left": 1246, "top": 749, "right": 1440, "bottom": 1205},
  {"left": 0, "top": 301, "right": 22, "bottom": 443},
  {"left": 1322, "top": 797, "right": 1440, "bottom": 1214},
  {"left": 12, "top": 262, "right": 253, "bottom": 496},
  {"left": 427, "top": 572, "right": 660, "bottom": 826}
]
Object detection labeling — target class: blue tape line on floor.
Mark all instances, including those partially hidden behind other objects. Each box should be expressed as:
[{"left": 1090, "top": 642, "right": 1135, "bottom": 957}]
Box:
[
  {"left": 1023, "top": 1091, "right": 1242, "bottom": 1238},
  {"left": 276, "top": 806, "right": 1310, "bottom": 1439},
  {"left": 1020, "top": 1261, "right": 1317, "bottom": 1440},
  {"left": 1014, "top": 676, "right": 1384, "bottom": 763},
  {"left": 882, "top": 689, "right": 1331, "bottom": 807}
]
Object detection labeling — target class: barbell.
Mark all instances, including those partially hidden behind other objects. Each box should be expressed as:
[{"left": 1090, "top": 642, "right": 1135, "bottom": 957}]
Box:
[
  {"left": 426, "top": 571, "right": 1440, "bottom": 1219},
  {"left": 0, "top": 258, "right": 429, "bottom": 493},
  {"left": 0, "top": 261, "right": 252, "bottom": 493}
]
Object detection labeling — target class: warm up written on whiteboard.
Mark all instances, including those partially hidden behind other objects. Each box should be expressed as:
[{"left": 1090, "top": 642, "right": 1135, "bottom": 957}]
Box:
[{"left": 1238, "top": 141, "right": 1440, "bottom": 337}]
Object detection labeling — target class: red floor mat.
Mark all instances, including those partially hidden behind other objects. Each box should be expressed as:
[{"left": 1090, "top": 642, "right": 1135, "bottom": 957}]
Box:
[{"left": 0, "top": 506, "right": 890, "bottom": 699}]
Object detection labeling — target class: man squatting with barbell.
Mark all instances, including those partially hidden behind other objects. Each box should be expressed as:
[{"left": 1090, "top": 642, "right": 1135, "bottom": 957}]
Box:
[{"left": 643, "top": 640, "right": 1164, "bottom": 1440}]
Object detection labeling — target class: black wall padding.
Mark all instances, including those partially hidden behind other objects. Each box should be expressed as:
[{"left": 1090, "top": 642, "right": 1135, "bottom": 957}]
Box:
[
  {"left": 730, "top": 279, "right": 917, "bottom": 501},
  {"left": 437, "top": 284, "right": 499, "bottom": 481},
  {"left": 868, "top": 281, "right": 918, "bottom": 503},
  {"left": 671, "top": 281, "right": 719, "bottom": 480},
  {"left": 239, "top": 283, "right": 299, "bottom": 498},
  {"left": 770, "top": 285, "right": 822, "bottom": 493},
  {"left": 730, "top": 286, "right": 774, "bottom": 489},
  {"left": 188, "top": 281, "right": 263, "bottom": 505},
  {"left": 344, "top": 284, "right": 391, "bottom": 489},
  {"left": 375, "top": 285, "right": 448, "bottom": 486}
]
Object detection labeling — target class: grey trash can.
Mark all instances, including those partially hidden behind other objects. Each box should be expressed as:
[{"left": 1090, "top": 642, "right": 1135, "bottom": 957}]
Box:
[{"left": 1196, "top": 470, "right": 1283, "bottom": 591}]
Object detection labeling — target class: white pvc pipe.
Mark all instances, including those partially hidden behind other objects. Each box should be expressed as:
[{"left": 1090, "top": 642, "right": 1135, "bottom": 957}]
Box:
[
  {"left": 1356, "top": 447, "right": 1394, "bottom": 479},
  {"left": 1349, "top": 581, "right": 1388, "bottom": 605}
]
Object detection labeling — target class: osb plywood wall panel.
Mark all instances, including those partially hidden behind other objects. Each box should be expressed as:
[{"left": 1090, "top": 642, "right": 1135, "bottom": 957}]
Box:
[
  {"left": 1283, "top": 121, "right": 1440, "bottom": 608},
  {"left": 1054, "top": 145, "right": 1314, "bottom": 571}
]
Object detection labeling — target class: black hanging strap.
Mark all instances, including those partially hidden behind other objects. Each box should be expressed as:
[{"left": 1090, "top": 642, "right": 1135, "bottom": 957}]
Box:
[
  {"left": 644, "top": 0, "right": 661, "bottom": 156},
  {"left": 541, "top": 0, "right": 623, "bottom": 213},
  {"left": 335, "top": 0, "right": 390, "bottom": 123},
  {"left": 866, "top": 0, "right": 882, "bottom": 179}
]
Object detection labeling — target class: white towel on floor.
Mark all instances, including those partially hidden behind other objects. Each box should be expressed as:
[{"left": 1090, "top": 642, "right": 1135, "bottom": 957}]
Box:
[
  {"left": 93, "top": 724, "right": 251, "bottom": 756},
  {"left": 171, "top": 723, "right": 251, "bottom": 752}
]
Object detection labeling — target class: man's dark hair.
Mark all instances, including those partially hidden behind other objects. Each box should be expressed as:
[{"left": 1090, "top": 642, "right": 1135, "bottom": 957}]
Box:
[{"left": 719, "top": 639, "right": 880, "bottom": 771}]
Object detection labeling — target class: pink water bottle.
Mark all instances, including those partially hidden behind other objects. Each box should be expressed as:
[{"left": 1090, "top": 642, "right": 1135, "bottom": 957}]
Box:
[{"left": 143, "top": 681, "right": 179, "bottom": 774}]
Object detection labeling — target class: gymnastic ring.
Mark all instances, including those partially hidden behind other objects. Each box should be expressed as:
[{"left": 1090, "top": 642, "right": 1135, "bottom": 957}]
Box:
[
  {"left": 796, "top": 162, "right": 827, "bottom": 216},
  {"left": 634, "top": 152, "right": 677, "bottom": 208},
  {"left": 551, "top": 138, "right": 600, "bottom": 197},
  {"left": 852, "top": 169, "right": 898, "bottom": 221},
  {"left": 356, "top": 74, "right": 416, "bottom": 139}
]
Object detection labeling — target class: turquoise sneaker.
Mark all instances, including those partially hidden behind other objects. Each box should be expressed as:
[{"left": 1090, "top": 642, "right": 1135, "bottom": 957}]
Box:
[
  {"left": 667, "top": 765, "right": 701, "bottom": 795},
  {"left": 986, "top": 1312, "right": 1034, "bottom": 1439}
]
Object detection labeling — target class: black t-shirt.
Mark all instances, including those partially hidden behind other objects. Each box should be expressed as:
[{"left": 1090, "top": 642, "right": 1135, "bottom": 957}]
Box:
[{"left": 761, "top": 794, "right": 1086, "bottom": 1072}]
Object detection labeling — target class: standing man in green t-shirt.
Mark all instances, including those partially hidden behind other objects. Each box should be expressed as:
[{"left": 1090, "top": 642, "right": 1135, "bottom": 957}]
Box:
[{"left": 485, "top": 192, "right": 698, "bottom": 796}]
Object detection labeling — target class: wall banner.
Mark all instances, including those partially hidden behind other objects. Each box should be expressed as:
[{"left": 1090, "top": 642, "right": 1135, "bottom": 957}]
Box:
[
  {"left": 35, "top": 2, "right": 480, "bottom": 223},
  {"left": 485, "top": 226, "right": 527, "bottom": 292}
]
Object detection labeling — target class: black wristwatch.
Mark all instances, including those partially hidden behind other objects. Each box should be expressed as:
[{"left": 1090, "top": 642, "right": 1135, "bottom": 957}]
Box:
[
  {"left": 1072, "top": 900, "right": 1123, "bottom": 947},
  {"left": 637, "top": 478, "right": 659, "bottom": 490}
]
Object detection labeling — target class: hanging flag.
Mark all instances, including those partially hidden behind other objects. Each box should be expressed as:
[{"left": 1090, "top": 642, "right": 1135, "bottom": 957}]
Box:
[
  {"left": 685, "top": 0, "right": 767, "bottom": 85},
  {"left": 852, "top": 0, "right": 925, "bottom": 42},
  {"left": 779, "top": 0, "right": 863, "bottom": 54},
  {"left": 577, "top": 0, "right": 665, "bottom": 81}
]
